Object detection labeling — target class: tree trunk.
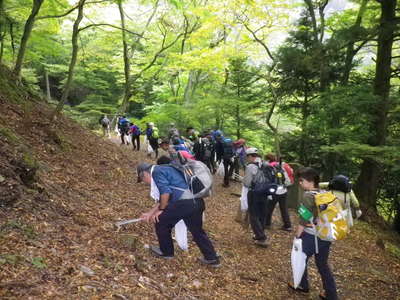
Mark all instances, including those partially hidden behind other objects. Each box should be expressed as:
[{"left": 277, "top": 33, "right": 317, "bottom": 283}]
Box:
[
  {"left": 355, "top": 0, "right": 397, "bottom": 210},
  {"left": 13, "top": 0, "right": 44, "bottom": 78},
  {"left": 0, "top": 0, "right": 5, "bottom": 63},
  {"left": 52, "top": 0, "right": 86, "bottom": 118},
  {"left": 117, "top": 0, "right": 131, "bottom": 114},
  {"left": 341, "top": 0, "right": 368, "bottom": 85},
  {"left": 45, "top": 70, "right": 51, "bottom": 101},
  {"left": 235, "top": 104, "right": 240, "bottom": 139}
]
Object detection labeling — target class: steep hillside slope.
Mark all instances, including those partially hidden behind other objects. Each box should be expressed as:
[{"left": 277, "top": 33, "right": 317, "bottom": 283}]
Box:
[{"left": 0, "top": 67, "right": 400, "bottom": 299}]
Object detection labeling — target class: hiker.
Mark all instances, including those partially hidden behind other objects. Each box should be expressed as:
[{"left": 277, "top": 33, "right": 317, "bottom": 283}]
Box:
[
  {"left": 289, "top": 167, "right": 338, "bottom": 300},
  {"left": 158, "top": 138, "right": 172, "bottom": 157},
  {"left": 264, "top": 153, "right": 292, "bottom": 232},
  {"left": 146, "top": 122, "right": 159, "bottom": 159},
  {"left": 137, "top": 162, "right": 220, "bottom": 267},
  {"left": 187, "top": 127, "right": 199, "bottom": 142},
  {"left": 193, "top": 136, "right": 213, "bottom": 172},
  {"left": 168, "top": 123, "right": 180, "bottom": 140},
  {"left": 118, "top": 116, "right": 130, "bottom": 145},
  {"left": 243, "top": 147, "right": 269, "bottom": 247},
  {"left": 128, "top": 122, "right": 141, "bottom": 151},
  {"left": 233, "top": 139, "right": 246, "bottom": 177},
  {"left": 320, "top": 175, "right": 362, "bottom": 225},
  {"left": 99, "top": 114, "right": 111, "bottom": 138},
  {"left": 221, "top": 137, "right": 235, "bottom": 187}
]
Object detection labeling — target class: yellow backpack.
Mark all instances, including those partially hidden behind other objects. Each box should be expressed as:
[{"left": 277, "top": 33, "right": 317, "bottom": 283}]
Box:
[{"left": 314, "top": 191, "right": 349, "bottom": 241}]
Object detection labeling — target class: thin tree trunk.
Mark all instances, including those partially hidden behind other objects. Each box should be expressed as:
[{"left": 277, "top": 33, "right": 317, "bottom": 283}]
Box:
[
  {"left": 341, "top": 0, "right": 369, "bottom": 85},
  {"left": 0, "top": 0, "right": 5, "bottom": 63},
  {"left": 14, "top": 0, "right": 44, "bottom": 78},
  {"left": 117, "top": 0, "right": 131, "bottom": 114},
  {"left": 45, "top": 70, "right": 51, "bottom": 101},
  {"left": 52, "top": 0, "right": 86, "bottom": 118},
  {"left": 355, "top": 0, "right": 397, "bottom": 210}
]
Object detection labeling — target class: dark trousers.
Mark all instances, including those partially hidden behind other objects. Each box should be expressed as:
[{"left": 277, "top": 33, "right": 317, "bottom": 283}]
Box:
[
  {"left": 120, "top": 130, "right": 128, "bottom": 144},
  {"left": 265, "top": 193, "right": 291, "bottom": 228},
  {"left": 131, "top": 135, "right": 140, "bottom": 150},
  {"left": 149, "top": 137, "right": 159, "bottom": 158},
  {"left": 223, "top": 158, "right": 234, "bottom": 186},
  {"left": 300, "top": 232, "right": 338, "bottom": 300},
  {"left": 248, "top": 191, "right": 267, "bottom": 241},
  {"left": 155, "top": 198, "right": 217, "bottom": 260}
]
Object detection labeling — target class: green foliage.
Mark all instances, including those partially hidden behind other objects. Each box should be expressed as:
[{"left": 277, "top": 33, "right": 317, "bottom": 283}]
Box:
[
  {"left": 0, "top": 126, "right": 20, "bottom": 144},
  {"left": 31, "top": 257, "right": 47, "bottom": 269}
]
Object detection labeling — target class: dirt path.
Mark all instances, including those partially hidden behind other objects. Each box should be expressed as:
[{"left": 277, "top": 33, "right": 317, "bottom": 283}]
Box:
[
  {"left": 107, "top": 136, "right": 400, "bottom": 299},
  {"left": 1, "top": 127, "right": 399, "bottom": 299}
]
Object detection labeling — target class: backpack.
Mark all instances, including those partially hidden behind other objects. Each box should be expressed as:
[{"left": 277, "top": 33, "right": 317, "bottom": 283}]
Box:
[
  {"left": 151, "top": 127, "right": 159, "bottom": 139},
  {"left": 271, "top": 164, "right": 286, "bottom": 186},
  {"left": 100, "top": 117, "right": 109, "bottom": 127},
  {"left": 222, "top": 138, "right": 234, "bottom": 160},
  {"left": 202, "top": 138, "right": 212, "bottom": 159},
  {"left": 131, "top": 125, "right": 141, "bottom": 136},
  {"left": 251, "top": 162, "right": 278, "bottom": 195},
  {"left": 282, "top": 163, "right": 294, "bottom": 185},
  {"left": 328, "top": 175, "right": 352, "bottom": 193},
  {"left": 170, "top": 153, "right": 213, "bottom": 198},
  {"left": 314, "top": 191, "right": 349, "bottom": 241}
]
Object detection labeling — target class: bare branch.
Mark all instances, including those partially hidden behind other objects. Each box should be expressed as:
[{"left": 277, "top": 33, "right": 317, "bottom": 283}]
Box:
[
  {"left": 36, "top": 0, "right": 107, "bottom": 20},
  {"left": 242, "top": 22, "right": 275, "bottom": 61},
  {"left": 78, "top": 23, "right": 143, "bottom": 37}
]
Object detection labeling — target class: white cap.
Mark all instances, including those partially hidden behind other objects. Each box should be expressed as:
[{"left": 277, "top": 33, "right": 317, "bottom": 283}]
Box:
[
  {"left": 246, "top": 147, "right": 258, "bottom": 155},
  {"left": 148, "top": 122, "right": 154, "bottom": 126}
]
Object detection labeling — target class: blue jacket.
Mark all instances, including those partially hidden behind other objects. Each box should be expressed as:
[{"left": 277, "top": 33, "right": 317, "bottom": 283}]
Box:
[{"left": 152, "top": 165, "right": 189, "bottom": 204}]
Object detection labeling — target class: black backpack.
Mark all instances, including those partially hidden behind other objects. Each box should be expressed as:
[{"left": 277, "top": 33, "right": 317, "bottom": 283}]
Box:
[
  {"left": 251, "top": 162, "right": 278, "bottom": 195},
  {"left": 222, "top": 138, "right": 234, "bottom": 160},
  {"left": 329, "top": 175, "right": 352, "bottom": 193},
  {"left": 272, "top": 164, "right": 286, "bottom": 186}
]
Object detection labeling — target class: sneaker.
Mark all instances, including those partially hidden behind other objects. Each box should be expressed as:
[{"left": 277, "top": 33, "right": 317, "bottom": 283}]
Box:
[
  {"left": 281, "top": 226, "right": 292, "bottom": 232},
  {"left": 198, "top": 257, "right": 221, "bottom": 268},
  {"left": 149, "top": 245, "right": 174, "bottom": 260},
  {"left": 254, "top": 239, "right": 269, "bottom": 248}
]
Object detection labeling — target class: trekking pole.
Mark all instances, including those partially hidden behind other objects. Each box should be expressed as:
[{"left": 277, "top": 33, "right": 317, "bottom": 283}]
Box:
[{"left": 115, "top": 218, "right": 143, "bottom": 229}]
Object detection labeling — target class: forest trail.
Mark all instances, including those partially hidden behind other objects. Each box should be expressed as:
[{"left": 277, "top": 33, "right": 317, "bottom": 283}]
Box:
[{"left": 0, "top": 97, "right": 399, "bottom": 299}]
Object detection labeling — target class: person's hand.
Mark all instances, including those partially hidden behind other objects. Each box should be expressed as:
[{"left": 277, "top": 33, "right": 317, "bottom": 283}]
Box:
[
  {"left": 356, "top": 209, "right": 362, "bottom": 219},
  {"left": 151, "top": 210, "right": 163, "bottom": 223},
  {"left": 140, "top": 212, "right": 152, "bottom": 222}
]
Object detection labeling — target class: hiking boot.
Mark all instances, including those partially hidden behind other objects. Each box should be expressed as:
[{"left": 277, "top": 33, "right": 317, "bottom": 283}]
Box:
[
  {"left": 281, "top": 226, "right": 292, "bottom": 232},
  {"left": 149, "top": 245, "right": 173, "bottom": 260},
  {"left": 198, "top": 257, "right": 221, "bottom": 268},
  {"left": 288, "top": 282, "right": 309, "bottom": 293},
  {"left": 254, "top": 239, "right": 268, "bottom": 248}
]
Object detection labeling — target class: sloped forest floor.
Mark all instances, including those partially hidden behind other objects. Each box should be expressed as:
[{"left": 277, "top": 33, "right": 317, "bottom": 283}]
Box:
[{"left": 1, "top": 77, "right": 400, "bottom": 299}]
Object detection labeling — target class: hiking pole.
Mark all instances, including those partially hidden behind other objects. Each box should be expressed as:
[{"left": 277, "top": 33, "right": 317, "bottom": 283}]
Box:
[{"left": 115, "top": 218, "right": 143, "bottom": 229}]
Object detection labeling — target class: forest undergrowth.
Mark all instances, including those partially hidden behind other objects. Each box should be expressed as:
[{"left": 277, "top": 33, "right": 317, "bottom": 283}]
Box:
[{"left": 0, "top": 93, "right": 400, "bottom": 299}]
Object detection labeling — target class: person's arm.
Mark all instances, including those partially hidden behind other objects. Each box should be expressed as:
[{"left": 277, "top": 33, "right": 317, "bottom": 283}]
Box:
[
  {"left": 140, "top": 203, "right": 160, "bottom": 222},
  {"left": 150, "top": 193, "right": 169, "bottom": 223},
  {"left": 243, "top": 164, "right": 257, "bottom": 188},
  {"left": 295, "top": 224, "right": 305, "bottom": 238}
]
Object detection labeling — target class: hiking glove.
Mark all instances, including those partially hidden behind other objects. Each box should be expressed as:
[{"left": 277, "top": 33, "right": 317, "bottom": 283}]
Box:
[{"left": 355, "top": 209, "right": 362, "bottom": 219}]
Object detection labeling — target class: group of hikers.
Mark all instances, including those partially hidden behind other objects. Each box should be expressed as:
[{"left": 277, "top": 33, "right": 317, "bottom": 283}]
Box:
[{"left": 100, "top": 115, "right": 363, "bottom": 300}]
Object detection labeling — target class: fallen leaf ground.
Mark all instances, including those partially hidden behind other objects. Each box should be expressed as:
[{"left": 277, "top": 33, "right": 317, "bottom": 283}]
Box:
[{"left": 1, "top": 86, "right": 400, "bottom": 299}]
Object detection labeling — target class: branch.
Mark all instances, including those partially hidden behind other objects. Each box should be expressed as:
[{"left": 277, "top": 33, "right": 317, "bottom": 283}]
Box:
[
  {"left": 136, "top": 31, "right": 184, "bottom": 78},
  {"left": 78, "top": 23, "right": 143, "bottom": 37},
  {"left": 36, "top": 0, "right": 107, "bottom": 20},
  {"left": 242, "top": 22, "right": 274, "bottom": 61}
]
